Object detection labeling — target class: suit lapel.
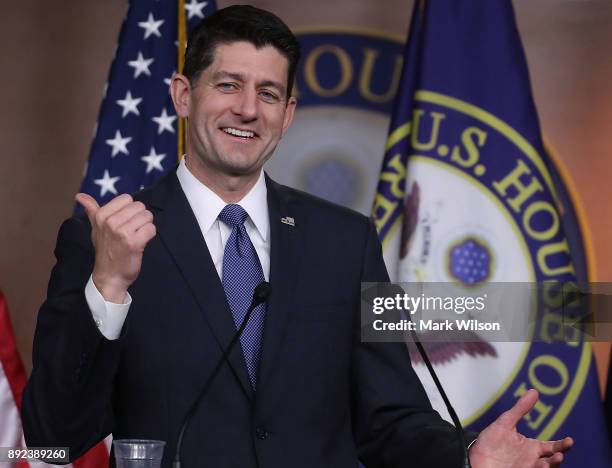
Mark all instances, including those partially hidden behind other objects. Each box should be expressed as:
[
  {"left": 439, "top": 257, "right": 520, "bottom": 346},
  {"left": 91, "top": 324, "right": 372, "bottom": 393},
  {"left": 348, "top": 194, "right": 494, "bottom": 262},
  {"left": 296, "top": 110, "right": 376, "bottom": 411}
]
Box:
[
  {"left": 148, "top": 172, "right": 254, "bottom": 401},
  {"left": 257, "top": 175, "right": 300, "bottom": 391}
]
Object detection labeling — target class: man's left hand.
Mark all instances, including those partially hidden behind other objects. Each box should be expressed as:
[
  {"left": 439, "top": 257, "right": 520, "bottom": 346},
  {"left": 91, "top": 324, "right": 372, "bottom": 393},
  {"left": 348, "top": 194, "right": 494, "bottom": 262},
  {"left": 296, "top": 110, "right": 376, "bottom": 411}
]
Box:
[{"left": 469, "top": 389, "right": 573, "bottom": 467}]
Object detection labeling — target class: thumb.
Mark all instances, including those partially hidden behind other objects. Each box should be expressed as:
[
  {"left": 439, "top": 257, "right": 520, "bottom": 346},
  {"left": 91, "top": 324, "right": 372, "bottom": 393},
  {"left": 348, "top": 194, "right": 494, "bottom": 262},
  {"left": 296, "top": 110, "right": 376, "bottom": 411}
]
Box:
[
  {"left": 75, "top": 193, "right": 100, "bottom": 221},
  {"left": 497, "top": 388, "right": 539, "bottom": 429}
]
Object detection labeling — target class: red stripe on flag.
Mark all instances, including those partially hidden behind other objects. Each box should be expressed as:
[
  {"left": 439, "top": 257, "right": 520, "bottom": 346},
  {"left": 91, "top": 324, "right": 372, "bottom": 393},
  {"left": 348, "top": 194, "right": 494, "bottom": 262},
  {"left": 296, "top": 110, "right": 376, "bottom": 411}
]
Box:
[
  {"left": 0, "top": 291, "right": 30, "bottom": 468},
  {"left": 0, "top": 291, "right": 27, "bottom": 409}
]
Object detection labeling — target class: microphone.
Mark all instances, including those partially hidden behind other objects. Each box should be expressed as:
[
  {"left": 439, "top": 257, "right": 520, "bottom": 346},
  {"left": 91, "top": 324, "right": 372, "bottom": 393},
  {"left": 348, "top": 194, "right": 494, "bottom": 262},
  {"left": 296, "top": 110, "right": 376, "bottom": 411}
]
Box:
[
  {"left": 173, "top": 282, "right": 271, "bottom": 468},
  {"left": 406, "top": 320, "right": 471, "bottom": 468}
]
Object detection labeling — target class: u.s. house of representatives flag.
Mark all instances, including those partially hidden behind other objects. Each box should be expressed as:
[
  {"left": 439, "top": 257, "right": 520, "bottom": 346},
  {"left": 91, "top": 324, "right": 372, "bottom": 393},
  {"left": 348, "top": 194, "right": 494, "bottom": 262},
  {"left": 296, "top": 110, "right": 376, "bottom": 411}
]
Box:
[
  {"left": 78, "top": 0, "right": 216, "bottom": 207},
  {"left": 372, "top": 0, "right": 611, "bottom": 465}
]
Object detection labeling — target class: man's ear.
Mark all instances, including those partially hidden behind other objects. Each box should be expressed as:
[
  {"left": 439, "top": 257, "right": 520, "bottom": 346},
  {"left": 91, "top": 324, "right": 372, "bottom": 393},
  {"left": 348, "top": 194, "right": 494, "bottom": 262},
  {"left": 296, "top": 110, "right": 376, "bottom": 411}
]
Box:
[
  {"left": 170, "top": 74, "right": 191, "bottom": 118},
  {"left": 281, "top": 96, "right": 297, "bottom": 137}
]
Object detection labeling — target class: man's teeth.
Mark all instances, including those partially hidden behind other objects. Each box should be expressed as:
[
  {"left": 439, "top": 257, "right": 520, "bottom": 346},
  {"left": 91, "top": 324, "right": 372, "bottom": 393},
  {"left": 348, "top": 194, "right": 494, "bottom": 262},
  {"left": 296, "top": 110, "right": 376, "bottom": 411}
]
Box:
[{"left": 223, "top": 127, "right": 255, "bottom": 138}]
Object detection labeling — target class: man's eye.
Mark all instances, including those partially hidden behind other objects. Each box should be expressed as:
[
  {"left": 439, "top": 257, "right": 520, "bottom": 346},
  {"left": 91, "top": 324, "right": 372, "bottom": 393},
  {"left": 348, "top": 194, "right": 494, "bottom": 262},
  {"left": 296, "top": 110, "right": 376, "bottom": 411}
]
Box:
[
  {"left": 259, "top": 90, "right": 279, "bottom": 101},
  {"left": 218, "top": 83, "right": 237, "bottom": 91}
]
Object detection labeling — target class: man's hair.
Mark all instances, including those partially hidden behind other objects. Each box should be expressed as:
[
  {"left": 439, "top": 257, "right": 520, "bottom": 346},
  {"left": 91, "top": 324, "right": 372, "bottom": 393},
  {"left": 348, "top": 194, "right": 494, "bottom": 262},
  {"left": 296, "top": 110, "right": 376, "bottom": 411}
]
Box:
[{"left": 183, "top": 5, "right": 301, "bottom": 98}]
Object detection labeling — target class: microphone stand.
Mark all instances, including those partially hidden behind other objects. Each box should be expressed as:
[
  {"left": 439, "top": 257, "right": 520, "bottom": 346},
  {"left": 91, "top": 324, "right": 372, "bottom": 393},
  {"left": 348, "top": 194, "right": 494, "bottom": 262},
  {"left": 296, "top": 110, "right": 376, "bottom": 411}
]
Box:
[
  {"left": 407, "top": 324, "right": 471, "bottom": 468},
  {"left": 173, "top": 282, "right": 271, "bottom": 468}
]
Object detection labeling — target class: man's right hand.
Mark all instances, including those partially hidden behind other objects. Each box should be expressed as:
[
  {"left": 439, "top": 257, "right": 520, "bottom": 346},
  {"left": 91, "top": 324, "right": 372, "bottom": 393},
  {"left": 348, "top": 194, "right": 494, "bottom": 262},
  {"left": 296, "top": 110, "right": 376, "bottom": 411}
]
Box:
[{"left": 76, "top": 193, "right": 157, "bottom": 303}]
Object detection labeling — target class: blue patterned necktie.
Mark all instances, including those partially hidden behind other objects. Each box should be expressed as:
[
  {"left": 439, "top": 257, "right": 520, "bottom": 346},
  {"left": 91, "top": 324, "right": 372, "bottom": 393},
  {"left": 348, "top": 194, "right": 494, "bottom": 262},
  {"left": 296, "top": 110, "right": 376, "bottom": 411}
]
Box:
[{"left": 218, "top": 204, "right": 266, "bottom": 389}]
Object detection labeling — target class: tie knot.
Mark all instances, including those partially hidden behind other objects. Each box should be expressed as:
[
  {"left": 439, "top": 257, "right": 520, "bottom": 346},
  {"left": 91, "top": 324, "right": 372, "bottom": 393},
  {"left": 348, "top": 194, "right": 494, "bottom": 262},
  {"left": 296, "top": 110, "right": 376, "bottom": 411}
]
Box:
[{"left": 218, "top": 204, "right": 249, "bottom": 228}]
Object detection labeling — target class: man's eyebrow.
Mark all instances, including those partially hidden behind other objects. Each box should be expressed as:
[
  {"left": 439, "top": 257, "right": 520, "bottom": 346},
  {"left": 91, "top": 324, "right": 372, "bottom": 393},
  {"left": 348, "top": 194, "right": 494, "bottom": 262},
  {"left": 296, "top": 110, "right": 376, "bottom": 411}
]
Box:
[
  {"left": 212, "top": 70, "right": 245, "bottom": 82},
  {"left": 212, "top": 70, "right": 286, "bottom": 96},
  {"left": 257, "top": 80, "right": 286, "bottom": 96}
]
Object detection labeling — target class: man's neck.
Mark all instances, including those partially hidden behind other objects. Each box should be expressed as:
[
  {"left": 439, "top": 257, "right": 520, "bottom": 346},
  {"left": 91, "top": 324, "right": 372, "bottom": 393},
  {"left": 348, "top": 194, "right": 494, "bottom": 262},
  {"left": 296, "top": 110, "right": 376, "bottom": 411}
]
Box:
[{"left": 185, "top": 155, "right": 261, "bottom": 203}]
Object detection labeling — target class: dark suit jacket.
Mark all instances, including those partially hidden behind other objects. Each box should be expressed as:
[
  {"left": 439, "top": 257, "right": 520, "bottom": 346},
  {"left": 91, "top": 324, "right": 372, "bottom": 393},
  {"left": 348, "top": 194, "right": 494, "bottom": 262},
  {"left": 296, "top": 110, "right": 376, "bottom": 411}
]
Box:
[{"left": 22, "top": 171, "right": 470, "bottom": 467}]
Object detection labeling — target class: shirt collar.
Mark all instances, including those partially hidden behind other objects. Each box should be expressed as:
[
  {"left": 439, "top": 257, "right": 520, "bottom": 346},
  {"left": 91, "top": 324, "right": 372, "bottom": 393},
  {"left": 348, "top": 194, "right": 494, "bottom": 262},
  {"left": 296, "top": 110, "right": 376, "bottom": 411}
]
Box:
[
  {"left": 237, "top": 170, "right": 269, "bottom": 242},
  {"left": 176, "top": 157, "right": 269, "bottom": 241}
]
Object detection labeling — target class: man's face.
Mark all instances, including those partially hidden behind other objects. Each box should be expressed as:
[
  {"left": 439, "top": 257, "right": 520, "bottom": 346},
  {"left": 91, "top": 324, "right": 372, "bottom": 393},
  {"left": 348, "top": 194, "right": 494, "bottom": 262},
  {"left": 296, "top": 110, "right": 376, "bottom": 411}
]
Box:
[{"left": 182, "top": 41, "right": 296, "bottom": 179}]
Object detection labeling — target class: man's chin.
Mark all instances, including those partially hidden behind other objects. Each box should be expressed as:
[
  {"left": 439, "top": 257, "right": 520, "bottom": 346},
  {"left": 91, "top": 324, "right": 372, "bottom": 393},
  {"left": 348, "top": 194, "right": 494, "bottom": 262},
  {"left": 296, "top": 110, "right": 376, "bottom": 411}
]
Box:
[
  {"left": 221, "top": 161, "right": 264, "bottom": 178},
  {"left": 219, "top": 154, "right": 272, "bottom": 177}
]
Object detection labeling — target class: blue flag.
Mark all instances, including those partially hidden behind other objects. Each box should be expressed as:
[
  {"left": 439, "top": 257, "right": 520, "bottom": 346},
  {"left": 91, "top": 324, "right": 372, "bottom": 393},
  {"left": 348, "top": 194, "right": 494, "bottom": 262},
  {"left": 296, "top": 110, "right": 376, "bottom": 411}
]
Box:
[
  {"left": 77, "top": 0, "right": 216, "bottom": 209},
  {"left": 372, "top": 1, "right": 610, "bottom": 465}
]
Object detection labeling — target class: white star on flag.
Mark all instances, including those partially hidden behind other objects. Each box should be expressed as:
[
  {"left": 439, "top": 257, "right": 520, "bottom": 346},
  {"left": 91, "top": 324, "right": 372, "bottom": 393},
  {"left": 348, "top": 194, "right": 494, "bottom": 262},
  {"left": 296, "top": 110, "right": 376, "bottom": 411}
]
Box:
[
  {"left": 116, "top": 90, "right": 142, "bottom": 117},
  {"left": 141, "top": 147, "right": 167, "bottom": 174},
  {"left": 185, "top": 0, "right": 208, "bottom": 20},
  {"left": 163, "top": 72, "right": 175, "bottom": 88},
  {"left": 128, "top": 51, "right": 154, "bottom": 78},
  {"left": 138, "top": 12, "right": 164, "bottom": 39},
  {"left": 152, "top": 108, "right": 177, "bottom": 134},
  {"left": 94, "top": 170, "right": 121, "bottom": 197},
  {"left": 105, "top": 130, "right": 132, "bottom": 157}
]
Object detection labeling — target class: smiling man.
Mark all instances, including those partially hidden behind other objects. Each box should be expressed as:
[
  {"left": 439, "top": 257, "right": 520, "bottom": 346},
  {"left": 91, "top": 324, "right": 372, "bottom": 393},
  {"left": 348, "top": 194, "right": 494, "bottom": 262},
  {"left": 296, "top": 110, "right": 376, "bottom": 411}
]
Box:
[
  {"left": 173, "top": 40, "right": 296, "bottom": 201},
  {"left": 22, "top": 5, "right": 572, "bottom": 468}
]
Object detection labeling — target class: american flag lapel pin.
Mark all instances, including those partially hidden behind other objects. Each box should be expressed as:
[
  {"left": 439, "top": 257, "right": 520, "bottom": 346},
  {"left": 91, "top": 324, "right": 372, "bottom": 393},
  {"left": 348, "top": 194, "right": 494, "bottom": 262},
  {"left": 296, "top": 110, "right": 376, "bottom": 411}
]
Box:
[{"left": 280, "top": 216, "right": 295, "bottom": 227}]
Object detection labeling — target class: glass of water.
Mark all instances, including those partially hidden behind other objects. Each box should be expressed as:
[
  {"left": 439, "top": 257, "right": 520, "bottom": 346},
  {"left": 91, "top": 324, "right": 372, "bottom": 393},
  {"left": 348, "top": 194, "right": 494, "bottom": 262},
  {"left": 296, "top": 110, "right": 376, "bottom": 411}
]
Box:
[{"left": 113, "top": 439, "right": 166, "bottom": 468}]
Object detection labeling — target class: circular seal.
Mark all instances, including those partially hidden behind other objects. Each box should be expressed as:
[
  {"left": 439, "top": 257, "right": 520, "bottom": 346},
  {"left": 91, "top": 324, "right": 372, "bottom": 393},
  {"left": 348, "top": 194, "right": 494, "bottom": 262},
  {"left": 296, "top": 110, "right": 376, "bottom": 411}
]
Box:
[{"left": 394, "top": 90, "right": 592, "bottom": 438}]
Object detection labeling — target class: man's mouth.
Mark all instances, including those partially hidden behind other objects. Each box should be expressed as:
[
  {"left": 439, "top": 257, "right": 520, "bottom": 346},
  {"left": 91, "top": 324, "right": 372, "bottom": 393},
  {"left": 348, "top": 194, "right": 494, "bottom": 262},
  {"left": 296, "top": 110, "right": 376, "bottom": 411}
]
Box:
[{"left": 221, "top": 127, "right": 257, "bottom": 139}]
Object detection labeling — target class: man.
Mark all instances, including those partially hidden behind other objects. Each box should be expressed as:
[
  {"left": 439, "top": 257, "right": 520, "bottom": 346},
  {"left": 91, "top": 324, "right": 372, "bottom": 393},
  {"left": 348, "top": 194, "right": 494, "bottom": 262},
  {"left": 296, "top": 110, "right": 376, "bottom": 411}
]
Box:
[{"left": 23, "top": 5, "right": 572, "bottom": 467}]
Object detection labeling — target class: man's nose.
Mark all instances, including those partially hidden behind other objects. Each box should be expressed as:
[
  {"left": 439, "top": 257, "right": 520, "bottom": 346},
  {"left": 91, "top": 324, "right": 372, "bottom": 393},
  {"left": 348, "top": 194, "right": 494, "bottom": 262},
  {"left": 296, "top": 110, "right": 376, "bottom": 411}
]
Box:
[{"left": 232, "top": 87, "right": 258, "bottom": 120}]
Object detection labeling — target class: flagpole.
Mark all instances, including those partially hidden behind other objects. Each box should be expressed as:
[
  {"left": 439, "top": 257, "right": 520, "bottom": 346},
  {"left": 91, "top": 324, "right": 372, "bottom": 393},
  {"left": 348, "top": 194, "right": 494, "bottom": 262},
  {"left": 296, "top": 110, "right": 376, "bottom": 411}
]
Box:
[{"left": 177, "top": 0, "right": 187, "bottom": 162}]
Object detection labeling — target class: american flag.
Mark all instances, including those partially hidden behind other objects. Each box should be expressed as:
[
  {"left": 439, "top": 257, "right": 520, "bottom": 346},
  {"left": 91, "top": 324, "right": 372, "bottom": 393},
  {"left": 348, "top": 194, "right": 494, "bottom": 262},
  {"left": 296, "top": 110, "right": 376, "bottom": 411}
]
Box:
[{"left": 78, "top": 0, "right": 217, "bottom": 210}]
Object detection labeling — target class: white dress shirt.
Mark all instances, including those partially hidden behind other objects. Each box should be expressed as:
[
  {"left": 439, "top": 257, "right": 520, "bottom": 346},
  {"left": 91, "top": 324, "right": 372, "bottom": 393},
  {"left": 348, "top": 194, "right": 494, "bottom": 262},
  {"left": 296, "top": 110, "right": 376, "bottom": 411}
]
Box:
[{"left": 85, "top": 157, "right": 271, "bottom": 340}]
